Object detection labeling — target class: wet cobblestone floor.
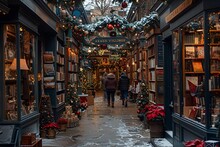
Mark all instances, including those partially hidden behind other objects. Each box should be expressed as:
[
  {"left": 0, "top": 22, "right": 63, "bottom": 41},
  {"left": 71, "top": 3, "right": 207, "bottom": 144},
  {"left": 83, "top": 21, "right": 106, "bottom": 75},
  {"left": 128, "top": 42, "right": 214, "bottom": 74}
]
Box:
[{"left": 42, "top": 91, "right": 153, "bottom": 147}]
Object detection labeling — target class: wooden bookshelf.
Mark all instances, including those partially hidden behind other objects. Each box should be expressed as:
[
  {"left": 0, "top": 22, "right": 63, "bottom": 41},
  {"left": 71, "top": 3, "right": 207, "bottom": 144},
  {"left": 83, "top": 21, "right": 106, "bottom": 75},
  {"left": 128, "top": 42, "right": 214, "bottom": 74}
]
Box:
[
  {"left": 65, "top": 46, "right": 79, "bottom": 87},
  {"left": 43, "top": 40, "right": 65, "bottom": 120},
  {"left": 146, "top": 28, "right": 164, "bottom": 104}
]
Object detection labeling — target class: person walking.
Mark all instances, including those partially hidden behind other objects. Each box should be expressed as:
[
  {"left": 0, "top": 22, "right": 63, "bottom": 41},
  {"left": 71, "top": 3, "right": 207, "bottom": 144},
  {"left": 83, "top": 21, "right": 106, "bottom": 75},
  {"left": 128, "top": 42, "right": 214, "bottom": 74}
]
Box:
[
  {"left": 118, "top": 72, "right": 130, "bottom": 107},
  {"left": 105, "top": 73, "right": 117, "bottom": 108},
  {"left": 102, "top": 72, "right": 108, "bottom": 101}
]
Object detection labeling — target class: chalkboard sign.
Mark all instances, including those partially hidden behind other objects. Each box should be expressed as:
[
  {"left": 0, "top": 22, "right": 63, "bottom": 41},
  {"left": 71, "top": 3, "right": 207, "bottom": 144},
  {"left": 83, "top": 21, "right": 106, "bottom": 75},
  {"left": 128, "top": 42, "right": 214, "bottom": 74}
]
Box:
[{"left": 157, "top": 35, "right": 163, "bottom": 67}]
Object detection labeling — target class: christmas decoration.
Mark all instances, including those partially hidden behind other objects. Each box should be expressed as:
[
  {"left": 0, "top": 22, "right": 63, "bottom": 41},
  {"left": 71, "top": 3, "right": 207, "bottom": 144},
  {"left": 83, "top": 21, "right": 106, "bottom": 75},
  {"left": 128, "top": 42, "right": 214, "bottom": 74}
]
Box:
[
  {"left": 112, "top": 0, "right": 136, "bottom": 3},
  {"left": 107, "top": 24, "right": 114, "bottom": 30},
  {"left": 76, "top": 12, "right": 158, "bottom": 36},
  {"left": 62, "top": 105, "right": 80, "bottom": 128},
  {"left": 136, "top": 81, "right": 149, "bottom": 121},
  {"left": 109, "top": 31, "right": 116, "bottom": 37},
  {"left": 39, "top": 95, "right": 56, "bottom": 138},
  {"left": 121, "top": 1, "right": 128, "bottom": 8},
  {"left": 65, "top": 82, "right": 81, "bottom": 117}
]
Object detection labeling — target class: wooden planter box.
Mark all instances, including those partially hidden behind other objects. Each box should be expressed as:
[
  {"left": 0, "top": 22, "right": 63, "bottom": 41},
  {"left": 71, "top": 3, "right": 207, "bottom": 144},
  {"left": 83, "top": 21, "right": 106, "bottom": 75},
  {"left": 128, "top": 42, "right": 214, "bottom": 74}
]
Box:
[
  {"left": 148, "top": 120, "right": 164, "bottom": 138},
  {"left": 47, "top": 128, "right": 56, "bottom": 139},
  {"left": 59, "top": 124, "right": 67, "bottom": 132}
]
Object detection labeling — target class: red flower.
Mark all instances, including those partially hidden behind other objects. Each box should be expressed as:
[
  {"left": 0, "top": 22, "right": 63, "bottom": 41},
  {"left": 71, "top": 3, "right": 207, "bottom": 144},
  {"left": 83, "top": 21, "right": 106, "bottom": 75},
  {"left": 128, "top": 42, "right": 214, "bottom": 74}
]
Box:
[
  {"left": 43, "top": 122, "right": 60, "bottom": 129},
  {"left": 145, "top": 105, "right": 165, "bottom": 121},
  {"left": 184, "top": 139, "right": 204, "bottom": 147},
  {"left": 57, "top": 118, "right": 68, "bottom": 124}
]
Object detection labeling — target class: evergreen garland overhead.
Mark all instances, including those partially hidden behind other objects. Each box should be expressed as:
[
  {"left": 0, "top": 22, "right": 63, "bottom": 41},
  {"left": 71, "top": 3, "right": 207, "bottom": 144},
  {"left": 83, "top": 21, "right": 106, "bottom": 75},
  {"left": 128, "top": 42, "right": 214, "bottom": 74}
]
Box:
[{"left": 74, "top": 11, "right": 158, "bottom": 36}]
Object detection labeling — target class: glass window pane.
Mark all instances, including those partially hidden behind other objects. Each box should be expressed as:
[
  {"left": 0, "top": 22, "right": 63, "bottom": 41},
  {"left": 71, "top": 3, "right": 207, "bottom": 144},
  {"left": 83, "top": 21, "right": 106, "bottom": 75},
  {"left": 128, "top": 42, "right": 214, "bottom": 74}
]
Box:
[
  {"left": 20, "top": 26, "right": 37, "bottom": 116},
  {"left": 208, "top": 11, "right": 220, "bottom": 128},
  {"left": 182, "top": 16, "right": 205, "bottom": 123},
  {"left": 4, "top": 24, "right": 18, "bottom": 121}
]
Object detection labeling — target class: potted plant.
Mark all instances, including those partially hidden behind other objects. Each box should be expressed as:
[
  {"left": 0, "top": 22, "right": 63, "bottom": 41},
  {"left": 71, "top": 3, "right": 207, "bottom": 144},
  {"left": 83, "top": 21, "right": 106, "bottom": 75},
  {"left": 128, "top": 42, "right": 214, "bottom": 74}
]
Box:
[
  {"left": 57, "top": 117, "right": 68, "bottom": 131},
  {"left": 144, "top": 104, "right": 165, "bottom": 138},
  {"left": 43, "top": 122, "right": 59, "bottom": 139}
]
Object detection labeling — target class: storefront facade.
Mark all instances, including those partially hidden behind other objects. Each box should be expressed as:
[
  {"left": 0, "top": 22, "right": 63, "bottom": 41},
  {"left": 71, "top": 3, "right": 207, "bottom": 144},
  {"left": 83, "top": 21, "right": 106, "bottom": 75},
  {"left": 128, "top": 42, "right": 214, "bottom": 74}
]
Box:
[
  {"left": 160, "top": 0, "right": 220, "bottom": 146},
  {"left": 0, "top": 0, "right": 64, "bottom": 145}
]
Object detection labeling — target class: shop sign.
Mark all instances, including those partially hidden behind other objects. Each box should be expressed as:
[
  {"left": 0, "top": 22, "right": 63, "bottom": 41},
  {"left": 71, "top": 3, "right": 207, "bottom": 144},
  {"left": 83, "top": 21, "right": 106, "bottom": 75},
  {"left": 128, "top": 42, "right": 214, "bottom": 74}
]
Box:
[
  {"left": 92, "top": 36, "right": 129, "bottom": 45},
  {"left": 165, "top": 0, "right": 192, "bottom": 23},
  {"left": 109, "top": 55, "right": 120, "bottom": 60}
]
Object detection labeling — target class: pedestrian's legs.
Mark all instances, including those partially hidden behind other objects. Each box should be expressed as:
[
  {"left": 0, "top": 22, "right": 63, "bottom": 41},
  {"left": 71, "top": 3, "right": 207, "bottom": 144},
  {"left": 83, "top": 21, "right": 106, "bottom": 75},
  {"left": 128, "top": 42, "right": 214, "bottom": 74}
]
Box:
[
  {"left": 121, "top": 90, "right": 125, "bottom": 105},
  {"left": 124, "top": 91, "right": 128, "bottom": 107},
  {"left": 110, "top": 91, "right": 116, "bottom": 108},
  {"left": 106, "top": 90, "right": 110, "bottom": 106}
]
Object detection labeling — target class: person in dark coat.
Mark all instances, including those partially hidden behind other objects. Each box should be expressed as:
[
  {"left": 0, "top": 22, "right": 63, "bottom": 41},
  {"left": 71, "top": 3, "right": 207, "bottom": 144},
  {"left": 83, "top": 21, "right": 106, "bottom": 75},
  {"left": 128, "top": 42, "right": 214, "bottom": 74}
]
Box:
[
  {"left": 102, "top": 72, "right": 108, "bottom": 101},
  {"left": 105, "top": 73, "right": 117, "bottom": 108},
  {"left": 118, "top": 72, "right": 130, "bottom": 107}
]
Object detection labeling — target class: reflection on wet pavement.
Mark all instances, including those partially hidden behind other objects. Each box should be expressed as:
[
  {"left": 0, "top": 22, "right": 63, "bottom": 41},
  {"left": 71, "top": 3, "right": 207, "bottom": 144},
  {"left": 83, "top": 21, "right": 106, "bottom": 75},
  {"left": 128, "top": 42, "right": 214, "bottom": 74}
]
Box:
[{"left": 42, "top": 91, "right": 153, "bottom": 147}]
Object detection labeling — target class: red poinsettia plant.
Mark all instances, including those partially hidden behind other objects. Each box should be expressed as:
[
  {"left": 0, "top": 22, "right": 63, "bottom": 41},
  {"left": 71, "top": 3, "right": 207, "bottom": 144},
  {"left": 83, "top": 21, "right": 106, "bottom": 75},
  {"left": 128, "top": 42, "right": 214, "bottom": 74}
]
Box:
[
  {"left": 57, "top": 118, "right": 68, "bottom": 124},
  {"left": 43, "top": 122, "right": 60, "bottom": 129},
  {"left": 184, "top": 139, "right": 204, "bottom": 147},
  {"left": 145, "top": 104, "right": 165, "bottom": 121}
]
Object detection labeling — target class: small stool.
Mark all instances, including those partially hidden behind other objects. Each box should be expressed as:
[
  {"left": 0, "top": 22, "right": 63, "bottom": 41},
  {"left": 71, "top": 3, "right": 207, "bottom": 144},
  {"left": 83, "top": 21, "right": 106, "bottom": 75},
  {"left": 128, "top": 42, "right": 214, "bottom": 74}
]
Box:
[{"left": 205, "top": 140, "right": 219, "bottom": 147}]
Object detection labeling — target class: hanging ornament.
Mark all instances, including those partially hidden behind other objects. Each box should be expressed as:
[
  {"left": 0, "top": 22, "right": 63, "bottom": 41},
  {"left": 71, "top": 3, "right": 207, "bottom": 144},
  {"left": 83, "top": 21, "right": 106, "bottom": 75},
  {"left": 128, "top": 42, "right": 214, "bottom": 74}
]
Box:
[
  {"left": 107, "top": 24, "right": 114, "bottom": 30},
  {"left": 121, "top": 1, "right": 128, "bottom": 8},
  {"left": 110, "top": 31, "right": 116, "bottom": 37}
]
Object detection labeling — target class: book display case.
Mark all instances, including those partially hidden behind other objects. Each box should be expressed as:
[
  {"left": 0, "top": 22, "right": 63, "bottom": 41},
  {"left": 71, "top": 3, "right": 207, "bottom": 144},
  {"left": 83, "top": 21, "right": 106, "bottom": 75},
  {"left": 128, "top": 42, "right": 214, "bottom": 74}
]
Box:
[
  {"left": 43, "top": 40, "right": 65, "bottom": 120},
  {"left": 183, "top": 25, "right": 205, "bottom": 120},
  {"left": 4, "top": 24, "right": 37, "bottom": 120},
  {"left": 146, "top": 28, "right": 164, "bottom": 104},
  {"left": 179, "top": 13, "right": 220, "bottom": 126}
]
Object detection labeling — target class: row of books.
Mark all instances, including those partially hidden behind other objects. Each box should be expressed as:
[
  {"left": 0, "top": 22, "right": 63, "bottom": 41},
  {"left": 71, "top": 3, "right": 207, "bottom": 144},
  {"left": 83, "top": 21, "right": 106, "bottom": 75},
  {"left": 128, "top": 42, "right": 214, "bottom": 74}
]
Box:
[
  {"left": 211, "top": 60, "right": 220, "bottom": 71},
  {"left": 57, "top": 83, "right": 65, "bottom": 92},
  {"left": 149, "top": 70, "right": 155, "bottom": 81},
  {"left": 148, "top": 58, "right": 155, "bottom": 68},
  {"left": 149, "top": 82, "right": 156, "bottom": 91},
  {"left": 56, "top": 72, "right": 64, "bottom": 81},
  {"left": 69, "top": 73, "right": 77, "bottom": 82},
  {"left": 57, "top": 54, "right": 64, "bottom": 65},
  {"left": 185, "top": 60, "right": 204, "bottom": 72},
  {"left": 57, "top": 42, "right": 65, "bottom": 55},
  {"left": 184, "top": 33, "right": 203, "bottom": 44},
  {"left": 210, "top": 46, "right": 220, "bottom": 58},
  {"left": 185, "top": 46, "right": 204, "bottom": 58},
  {"left": 210, "top": 75, "right": 220, "bottom": 89},
  {"left": 68, "top": 62, "right": 78, "bottom": 72}
]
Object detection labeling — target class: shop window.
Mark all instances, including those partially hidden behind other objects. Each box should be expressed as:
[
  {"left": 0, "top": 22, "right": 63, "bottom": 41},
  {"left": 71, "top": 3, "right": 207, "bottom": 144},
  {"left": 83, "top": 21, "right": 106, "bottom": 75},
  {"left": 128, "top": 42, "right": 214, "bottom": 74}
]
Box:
[
  {"left": 4, "top": 24, "right": 37, "bottom": 120},
  {"left": 181, "top": 16, "right": 205, "bottom": 123},
  {"left": 208, "top": 11, "right": 220, "bottom": 127}
]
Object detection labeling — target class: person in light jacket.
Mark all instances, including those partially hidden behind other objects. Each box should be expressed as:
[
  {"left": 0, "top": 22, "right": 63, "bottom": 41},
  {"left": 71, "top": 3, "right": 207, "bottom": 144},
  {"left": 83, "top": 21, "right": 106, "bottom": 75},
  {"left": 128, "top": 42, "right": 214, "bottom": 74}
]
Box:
[{"left": 105, "top": 73, "right": 117, "bottom": 108}]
